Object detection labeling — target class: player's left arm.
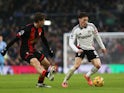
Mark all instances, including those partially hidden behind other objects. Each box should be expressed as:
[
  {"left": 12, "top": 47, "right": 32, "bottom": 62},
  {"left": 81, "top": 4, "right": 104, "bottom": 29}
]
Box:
[
  {"left": 40, "top": 29, "right": 54, "bottom": 57},
  {"left": 92, "top": 24, "right": 107, "bottom": 54},
  {"left": 1, "top": 27, "right": 27, "bottom": 56}
]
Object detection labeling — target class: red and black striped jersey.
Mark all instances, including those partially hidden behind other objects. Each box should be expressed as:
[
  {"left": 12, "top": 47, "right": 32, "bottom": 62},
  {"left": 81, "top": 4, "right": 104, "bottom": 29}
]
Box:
[{"left": 6, "top": 23, "right": 50, "bottom": 53}]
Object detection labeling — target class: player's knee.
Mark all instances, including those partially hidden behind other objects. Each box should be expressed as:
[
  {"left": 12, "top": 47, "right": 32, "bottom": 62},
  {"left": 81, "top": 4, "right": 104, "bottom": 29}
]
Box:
[
  {"left": 95, "top": 64, "right": 101, "bottom": 69},
  {"left": 74, "top": 65, "right": 80, "bottom": 69},
  {"left": 75, "top": 67, "right": 79, "bottom": 70},
  {"left": 74, "top": 61, "right": 81, "bottom": 69}
]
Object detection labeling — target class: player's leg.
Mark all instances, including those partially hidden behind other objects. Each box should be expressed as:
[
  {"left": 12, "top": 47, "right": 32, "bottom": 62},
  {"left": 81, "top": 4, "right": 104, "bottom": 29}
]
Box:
[
  {"left": 30, "top": 57, "right": 55, "bottom": 80},
  {"left": 86, "top": 58, "right": 101, "bottom": 77},
  {"left": 41, "top": 57, "right": 56, "bottom": 81},
  {"left": 21, "top": 51, "right": 54, "bottom": 88},
  {"left": 30, "top": 58, "right": 47, "bottom": 75},
  {"left": 37, "top": 57, "right": 50, "bottom": 84},
  {"left": 84, "top": 50, "right": 100, "bottom": 86},
  {"left": 29, "top": 51, "right": 55, "bottom": 88},
  {"left": 36, "top": 57, "right": 51, "bottom": 88},
  {"left": 84, "top": 58, "right": 101, "bottom": 86},
  {"left": 30, "top": 58, "right": 52, "bottom": 88},
  {"left": 37, "top": 57, "right": 55, "bottom": 88},
  {"left": 62, "top": 57, "right": 83, "bottom": 88}
]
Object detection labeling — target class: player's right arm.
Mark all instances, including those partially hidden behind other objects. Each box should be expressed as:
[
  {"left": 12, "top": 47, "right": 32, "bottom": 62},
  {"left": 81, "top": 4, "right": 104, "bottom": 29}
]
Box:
[
  {"left": 69, "top": 28, "right": 83, "bottom": 53},
  {"left": 1, "top": 28, "right": 27, "bottom": 56}
]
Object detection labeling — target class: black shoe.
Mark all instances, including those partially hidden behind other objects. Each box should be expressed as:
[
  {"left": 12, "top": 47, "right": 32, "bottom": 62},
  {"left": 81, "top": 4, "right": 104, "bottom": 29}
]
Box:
[{"left": 36, "top": 83, "right": 52, "bottom": 88}]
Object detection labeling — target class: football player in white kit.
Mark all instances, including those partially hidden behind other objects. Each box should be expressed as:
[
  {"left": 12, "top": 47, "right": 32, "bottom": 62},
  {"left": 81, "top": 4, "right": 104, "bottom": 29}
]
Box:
[{"left": 62, "top": 12, "right": 107, "bottom": 88}]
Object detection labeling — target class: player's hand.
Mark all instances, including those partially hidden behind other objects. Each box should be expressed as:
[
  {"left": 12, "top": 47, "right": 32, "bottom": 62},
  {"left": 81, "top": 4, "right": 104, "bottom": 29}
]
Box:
[
  {"left": 0, "top": 48, "right": 7, "bottom": 56},
  {"left": 101, "top": 48, "right": 107, "bottom": 54},
  {"left": 77, "top": 49, "right": 83, "bottom": 53},
  {"left": 48, "top": 49, "right": 54, "bottom": 57}
]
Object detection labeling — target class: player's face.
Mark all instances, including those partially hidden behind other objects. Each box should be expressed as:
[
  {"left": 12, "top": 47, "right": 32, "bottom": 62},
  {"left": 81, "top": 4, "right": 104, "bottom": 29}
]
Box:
[
  {"left": 38, "top": 19, "right": 45, "bottom": 27},
  {"left": 79, "top": 17, "right": 89, "bottom": 28}
]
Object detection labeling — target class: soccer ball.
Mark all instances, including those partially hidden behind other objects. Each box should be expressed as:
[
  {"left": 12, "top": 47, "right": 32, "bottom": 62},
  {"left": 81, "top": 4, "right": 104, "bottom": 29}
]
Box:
[{"left": 93, "top": 76, "right": 104, "bottom": 87}]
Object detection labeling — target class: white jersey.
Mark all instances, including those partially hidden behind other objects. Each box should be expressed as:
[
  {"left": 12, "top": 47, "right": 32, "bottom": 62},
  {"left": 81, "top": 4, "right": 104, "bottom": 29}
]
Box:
[{"left": 69, "top": 22, "right": 105, "bottom": 52}]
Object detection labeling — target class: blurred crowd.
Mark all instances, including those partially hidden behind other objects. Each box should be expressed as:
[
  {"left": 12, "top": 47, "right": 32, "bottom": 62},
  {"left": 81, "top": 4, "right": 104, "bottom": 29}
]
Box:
[{"left": 0, "top": 0, "right": 124, "bottom": 67}]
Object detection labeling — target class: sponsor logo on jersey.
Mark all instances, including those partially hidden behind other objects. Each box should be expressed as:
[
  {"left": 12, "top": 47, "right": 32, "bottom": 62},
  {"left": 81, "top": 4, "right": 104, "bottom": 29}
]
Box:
[{"left": 78, "top": 34, "right": 92, "bottom": 39}]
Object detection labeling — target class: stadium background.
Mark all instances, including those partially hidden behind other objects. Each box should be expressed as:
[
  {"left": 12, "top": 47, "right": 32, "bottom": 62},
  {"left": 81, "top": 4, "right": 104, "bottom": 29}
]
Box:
[
  {"left": 0, "top": 0, "right": 124, "bottom": 74},
  {"left": 0, "top": 1, "right": 124, "bottom": 93}
]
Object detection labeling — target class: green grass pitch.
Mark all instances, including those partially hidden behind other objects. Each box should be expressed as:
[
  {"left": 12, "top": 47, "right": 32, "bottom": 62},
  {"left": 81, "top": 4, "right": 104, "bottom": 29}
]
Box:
[{"left": 0, "top": 73, "right": 124, "bottom": 93}]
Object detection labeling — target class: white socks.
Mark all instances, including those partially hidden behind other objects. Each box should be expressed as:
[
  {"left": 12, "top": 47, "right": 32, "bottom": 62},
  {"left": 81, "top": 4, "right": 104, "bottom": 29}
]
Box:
[
  {"left": 63, "top": 66, "right": 99, "bottom": 82},
  {"left": 63, "top": 67, "right": 76, "bottom": 82},
  {"left": 86, "top": 66, "right": 98, "bottom": 77}
]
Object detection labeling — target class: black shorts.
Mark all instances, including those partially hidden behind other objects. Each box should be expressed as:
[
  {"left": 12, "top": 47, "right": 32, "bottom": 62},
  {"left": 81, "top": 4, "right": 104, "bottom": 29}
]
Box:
[
  {"left": 75, "top": 50, "right": 99, "bottom": 62},
  {"left": 20, "top": 51, "right": 45, "bottom": 63}
]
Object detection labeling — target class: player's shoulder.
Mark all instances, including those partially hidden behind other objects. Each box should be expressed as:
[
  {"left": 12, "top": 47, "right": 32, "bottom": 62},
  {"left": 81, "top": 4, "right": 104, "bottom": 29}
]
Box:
[
  {"left": 17, "top": 24, "right": 32, "bottom": 35},
  {"left": 73, "top": 24, "right": 79, "bottom": 30},
  {"left": 72, "top": 24, "right": 80, "bottom": 32},
  {"left": 87, "top": 22, "right": 96, "bottom": 28},
  {"left": 19, "top": 23, "right": 32, "bottom": 30},
  {"left": 87, "top": 22, "right": 95, "bottom": 27},
  {"left": 25, "top": 23, "right": 34, "bottom": 28},
  {"left": 20, "top": 23, "right": 34, "bottom": 32}
]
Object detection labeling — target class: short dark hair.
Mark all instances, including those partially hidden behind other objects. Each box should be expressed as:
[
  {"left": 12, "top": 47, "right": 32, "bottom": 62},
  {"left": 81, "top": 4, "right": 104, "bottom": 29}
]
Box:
[
  {"left": 34, "top": 12, "right": 46, "bottom": 22},
  {"left": 78, "top": 12, "right": 89, "bottom": 18}
]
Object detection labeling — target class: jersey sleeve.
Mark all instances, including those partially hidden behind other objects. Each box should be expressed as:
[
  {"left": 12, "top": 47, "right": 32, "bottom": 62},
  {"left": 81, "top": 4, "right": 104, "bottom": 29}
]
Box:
[
  {"left": 69, "top": 28, "right": 79, "bottom": 52},
  {"left": 6, "top": 26, "right": 29, "bottom": 50},
  {"left": 16, "top": 26, "right": 29, "bottom": 38},
  {"left": 92, "top": 24, "right": 105, "bottom": 49}
]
